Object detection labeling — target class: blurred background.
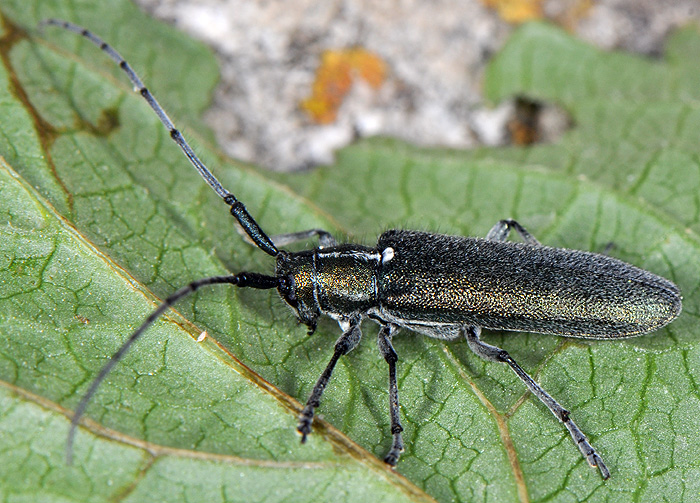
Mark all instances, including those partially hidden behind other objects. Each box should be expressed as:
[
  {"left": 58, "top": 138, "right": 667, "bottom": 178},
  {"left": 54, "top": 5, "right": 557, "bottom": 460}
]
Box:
[{"left": 134, "top": 0, "right": 699, "bottom": 171}]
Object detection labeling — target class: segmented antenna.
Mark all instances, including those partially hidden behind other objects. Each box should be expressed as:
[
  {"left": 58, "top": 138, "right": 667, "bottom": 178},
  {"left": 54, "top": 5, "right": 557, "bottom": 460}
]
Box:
[
  {"left": 39, "top": 19, "right": 284, "bottom": 463},
  {"left": 40, "top": 19, "right": 279, "bottom": 257},
  {"left": 65, "top": 275, "right": 238, "bottom": 463},
  {"left": 63, "top": 269, "right": 278, "bottom": 463}
]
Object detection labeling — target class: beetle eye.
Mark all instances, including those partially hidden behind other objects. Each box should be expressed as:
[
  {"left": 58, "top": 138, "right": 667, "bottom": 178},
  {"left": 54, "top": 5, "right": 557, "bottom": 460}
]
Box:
[{"left": 278, "top": 275, "right": 297, "bottom": 303}]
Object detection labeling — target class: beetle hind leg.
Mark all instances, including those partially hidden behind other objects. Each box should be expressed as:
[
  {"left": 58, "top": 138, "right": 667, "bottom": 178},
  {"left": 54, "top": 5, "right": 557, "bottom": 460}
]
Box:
[{"left": 465, "top": 326, "right": 610, "bottom": 479}]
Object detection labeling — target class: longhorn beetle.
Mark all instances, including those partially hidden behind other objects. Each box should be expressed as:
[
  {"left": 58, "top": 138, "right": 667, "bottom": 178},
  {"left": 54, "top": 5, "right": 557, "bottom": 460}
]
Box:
[{"left": 42, "top": 19, "right": 682, "bottom": 480}]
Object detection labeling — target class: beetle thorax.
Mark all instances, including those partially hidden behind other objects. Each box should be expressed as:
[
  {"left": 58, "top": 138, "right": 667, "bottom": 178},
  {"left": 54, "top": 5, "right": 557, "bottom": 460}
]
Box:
[{"left": 275, "top": 246, "right": 380, "bottom": 328}]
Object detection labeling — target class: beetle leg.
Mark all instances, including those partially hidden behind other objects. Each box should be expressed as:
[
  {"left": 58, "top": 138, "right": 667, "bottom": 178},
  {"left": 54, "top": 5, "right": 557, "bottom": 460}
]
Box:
[
  {"left": 486, "top": 219, "right": 540, "bottom": 245},
  {"left": 271, "top": 229, "right": 337, "bottom": 248},
  {"left": 465, "top": 326, "right": 610, "bottom": 479},
  {"left": 298, "top": 315, "right": 362, "bottom": 442},
  {"left": 377, "top": 323, "right": 404, "bottom": 466}
]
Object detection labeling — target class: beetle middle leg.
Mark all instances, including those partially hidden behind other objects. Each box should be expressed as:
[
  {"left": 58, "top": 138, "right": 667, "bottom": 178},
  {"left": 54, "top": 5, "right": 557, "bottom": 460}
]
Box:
[
  {"left": 486, "top": 219, "right": 540, "bottom": 245},
  {"left": 465, "top": 326, "right": 610, "bottom": 479},
  {"left": 377, "top": 323, "right": 404, "bottom": 465},
  {"left": 298, "top": 315, "right": 363, "bottom": 442}
]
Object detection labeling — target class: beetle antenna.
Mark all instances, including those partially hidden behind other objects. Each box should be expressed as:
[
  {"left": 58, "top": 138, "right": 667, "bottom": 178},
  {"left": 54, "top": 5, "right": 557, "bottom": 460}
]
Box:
[
  {"left": 39, "top": 19, "right": 279, "bottom": 257},
  {"left": 66, "top": 272, "right": 279, "bottom": 464}
]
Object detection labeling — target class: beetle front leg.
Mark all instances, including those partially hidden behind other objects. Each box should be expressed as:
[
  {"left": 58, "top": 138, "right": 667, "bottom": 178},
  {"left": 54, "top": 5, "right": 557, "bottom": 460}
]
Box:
[
  {"left": 298, "top": 316, "right": 362, "bottom": 442},
  {"left": 465, "top": 326, "right": 610, "bottom": 479},
  {"left": 486, "top": 219, "right": 540, "bottom": 245},
  {"left": 377, "top": 323, "right": 404, "bottom": 466},
  {"left": 271, "top": 229, "right": 337, "bottom": 248}
]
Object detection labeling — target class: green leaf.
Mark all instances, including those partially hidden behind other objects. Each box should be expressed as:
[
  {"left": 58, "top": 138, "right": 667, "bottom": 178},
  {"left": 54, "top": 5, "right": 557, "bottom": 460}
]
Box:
[{"left": 0, "top": 2, "right": 698, "bottom": 502}]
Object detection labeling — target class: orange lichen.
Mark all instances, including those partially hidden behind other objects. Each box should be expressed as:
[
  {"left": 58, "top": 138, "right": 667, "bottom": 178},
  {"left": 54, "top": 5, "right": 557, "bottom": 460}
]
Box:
[
  {"left": 481, "top": 0, "right": 593, "bottom": 27},
  {"left": 301, "top": 48, "right": 387, "bottom": 124},
  {"left": 481, "top": 0, "right": 543, "bottom": 23}
]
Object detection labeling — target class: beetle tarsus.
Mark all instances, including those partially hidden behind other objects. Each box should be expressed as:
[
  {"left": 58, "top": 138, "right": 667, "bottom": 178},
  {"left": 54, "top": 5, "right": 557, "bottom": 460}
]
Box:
[
  {"left": 565, "top": 418, "right": 610, "bottom": 479},
  {"left": 593, "top": 453, "right": 611, "bottom": 480}
]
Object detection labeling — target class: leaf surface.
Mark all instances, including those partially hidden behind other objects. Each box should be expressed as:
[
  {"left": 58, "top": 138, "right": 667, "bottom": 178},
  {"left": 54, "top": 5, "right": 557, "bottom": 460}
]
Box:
[{"left": 1, "top": 3, "right": 699, "bottom": 502}]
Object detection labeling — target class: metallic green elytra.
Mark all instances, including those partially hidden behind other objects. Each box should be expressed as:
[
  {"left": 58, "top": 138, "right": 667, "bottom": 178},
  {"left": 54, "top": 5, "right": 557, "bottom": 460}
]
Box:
[
  {"left": 372, "top": 230, "right": 680, "bottom": 338},
  {"left": 45, "top": 19, "right": 681, "bottom": 481}
]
